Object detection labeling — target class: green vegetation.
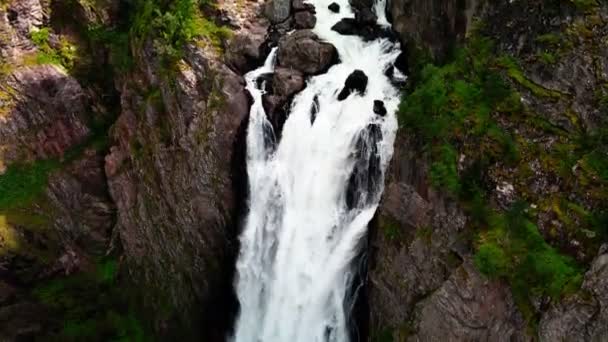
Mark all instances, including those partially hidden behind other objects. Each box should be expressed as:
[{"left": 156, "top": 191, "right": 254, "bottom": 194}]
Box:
[
  {"left": 537, "top": 51, "right": 557, "bottom": 65},
  {"left": 130, "top": 0, "right": 231, "bottom": 67},
  {"left": 498, "top": 56, "right": 564, "bottom": 99},
  {"left": 33, "top": 257, "right": 151, "bottom": 341},
  {"left": 87, "top": 25, "right": 133, "bottom": 73},
  {"left": 399, "top": 36, "right": 519, "bottom": 195},
  {"left": 0, "top": 159, "right": 59, "bottom": 210},
  {"left": 474, "top": 203, "right": 581, "bottom": 298},
  {"left": 398, "top": 33, "right": 599, "bottom": 331},
  {"left": 30, "top": 28, "right": 78, "bottom": 70},
  {"left": 570, "top": 0, "right": 599, "bottom": 11}
]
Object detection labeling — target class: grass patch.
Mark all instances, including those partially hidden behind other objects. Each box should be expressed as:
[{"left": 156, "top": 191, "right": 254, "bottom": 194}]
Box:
[
  {"left": 29, "top": 28, "right": 78, "bottom": 70},
  {"left": 130, "top": 0, "right": 231, "bottom": 67},
  {"left": 0, "top": 159, "right": 60, "bottom": 210},
  {"left": 33, "top": 257, "right": 151, "bottom": 342},
  {"left": 399, "top": 36, "right": 519, "bottom": 196}
]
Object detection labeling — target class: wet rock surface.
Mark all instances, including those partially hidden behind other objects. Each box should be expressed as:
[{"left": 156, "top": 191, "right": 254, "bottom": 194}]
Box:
[
  {"left": 294, "top": 10, "right": 316, "bottom": 29},
  {"left": 328, "top": 2, "right": 340, "bottom": 13},
  {"left": 338, "top": 69, "right": 368, "bottom": 100},
  {"left": 331, "top": 16, "right": 395, "bottom": 42},
  {"left": 373, "top": 100, "right": 387, "bottom": 116},
  {"left": 539, "top": 245, "right": 608, "bottom": 341},
  {"left": 277, "top": 30, "right": 337, "bottom": 75},
  {"left": 264, "top": 0, "right": 291, "bottom": 24}
]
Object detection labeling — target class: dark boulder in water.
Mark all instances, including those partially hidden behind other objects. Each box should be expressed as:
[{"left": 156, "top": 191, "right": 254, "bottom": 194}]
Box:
[
  {"left": 294, "top": 11, "right": 316, "bottom": 29},
  {"left": 394, "top": 51, "right": 409, "bottom": 74},
  {"left": 292, "top": 0, "right": 315, "bottom": 11},
  {"left": 355, "top": 8, "right": 377, "bottom": 25},
  {"left": 338, "top": 70, "right": 368, "bottom": 101},
  {"left": 310, "top": 94, "right": 320, "bottom": 124},
  {"left": 373, "top": 100, "right": 387, "bottom": 116},
  {"left": 256, "top": 72, "right": 274, "bottom": 92},
  {"left": 346, "top": 123, "right": 383, "bottom": 209},
  {"left": 331, "top": 17, "right": 396, "bottom": 42},
  {"left": 328, "top": 2, "right": 340, "bottom": 13},
  {"left": 349, "top": 0, "right": 374, "bottom": 11}
]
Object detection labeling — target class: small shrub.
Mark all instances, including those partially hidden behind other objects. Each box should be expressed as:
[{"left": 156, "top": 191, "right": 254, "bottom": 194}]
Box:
[
  {"left": 30, "top": 28, "right": 78, "bottom": 69},
  {"left": 475, "top": 242, "right": 508, "bottom": 277}
]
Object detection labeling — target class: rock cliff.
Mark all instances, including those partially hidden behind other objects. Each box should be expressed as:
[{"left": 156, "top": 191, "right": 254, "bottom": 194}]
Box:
[{"left": 369, "top": 0, "right": 608, "bottom": 340}]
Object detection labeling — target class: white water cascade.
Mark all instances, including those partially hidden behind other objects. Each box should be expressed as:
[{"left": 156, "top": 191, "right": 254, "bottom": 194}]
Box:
[{"left": 232, "top": 0, "right": 402, "bottom": 340}]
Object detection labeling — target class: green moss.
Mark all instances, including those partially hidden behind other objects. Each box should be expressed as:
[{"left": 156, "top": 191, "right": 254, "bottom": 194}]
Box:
[
  {"left": 473, "top": 203, "right": 583, "bottom": 329},
  {"left": 474, "top": 242, "right": 508, "bottom": 277},
  {"left": 399, "top": 36, "right": 520, "bottom": 195},
  {"left": 371, "top": 328, "right": 393, "bottom": 342},
  {"left": 536, "top": 33, "right": 562, "bottom": 46},
  {"left": 430, "top": 144, "right": 460, "bottom": 194},
  {"left": 382, "top": 219, "right": 401, "bottom": 241},
  {"left": 130, "top": 0, "right": 231, "bottom": 68},
  {"left": 415, "top": 226, "right": 433, "bottom": 245},
  {"left": 399, "top": 29, "right": 601, "bottom": 333},
  {"left": 570, "top": 0, "right": 599, "bottom": 11},
  {"left": 33, "top": 257, "right": 152, "bottom": 341},
  {"left": 537, "top": 51, "right": 557, "bottom": 65},
  {"left": 498, "top": 56, "right": 564, "bottom": 99},
  {"left": 87, "top": 25, "right": 133, "bottom": 73},
  {"left": 0, "top": 159, "right": 60, "bottom": 210},
  {"left": 29, "top": 28, "right": 78, "bottom": 70}
]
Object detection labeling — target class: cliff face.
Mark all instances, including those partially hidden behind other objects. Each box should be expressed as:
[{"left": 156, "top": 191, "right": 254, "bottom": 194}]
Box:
[
  {"left": 0, "top": 0, "right": 258, "bottom": 339},
  {"left": 370, "top": 0, "right": 608, "bottom": 340},
  {"left": 105, "top": 32, "right": 249, "bottom": 340},
  {"left": 388, "top": 0, "right": 470, "bottom": 62}
]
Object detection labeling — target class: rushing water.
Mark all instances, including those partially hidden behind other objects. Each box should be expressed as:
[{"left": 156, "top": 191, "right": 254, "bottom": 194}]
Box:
[{"left": 232, "top": 0, "right": 402, "bottom": 340}]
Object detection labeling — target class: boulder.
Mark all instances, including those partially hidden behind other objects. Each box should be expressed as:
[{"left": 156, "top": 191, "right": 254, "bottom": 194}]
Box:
[
  {"left": 373, "top": 100, "right": 387, "bottom": 116},
  {"left": 262, "top": 95, "right": 289, "bottom": 137},
  {"left": 355, "top": 8, "right": 377, "bottom": 25},
  {"left": 294, "top": 11, "right": 316, "bottom": 29},
  {"left": 277, "top": 30, "right": 337, "bottom": 75},
  {"left": 338, "top": 69, "right": 368, "bottom": 101},
  {"left": 256, "top": 72, "right": 274, "bottom": 93},
  {"left": 272, "top": 67, "right": 305, "bottom": 98},
  {"left": 349, "top": 0, "right": 374, "bottom": 11},
  {"left": 394, "top": 51, "right": 408, "bottom": 74},
  {"left": 224, "top": 20, "right": 270, "bottom": 73},
  {"left": 264, "top": 0, "right": 291, "bottom": 24},
  {"left": 292, "top": 0, "right": 315, "bottom": 12},
  {"left": 331, "top": 18, "right": 395, "bottom": 41},
  {"left": 328, "top": 2, "right": 340, "bottom": 13}
]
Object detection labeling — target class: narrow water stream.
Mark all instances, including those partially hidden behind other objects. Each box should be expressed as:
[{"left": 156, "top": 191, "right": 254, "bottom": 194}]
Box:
[{"left": 232, "top": 0, "right": 403, "bottom": 340}]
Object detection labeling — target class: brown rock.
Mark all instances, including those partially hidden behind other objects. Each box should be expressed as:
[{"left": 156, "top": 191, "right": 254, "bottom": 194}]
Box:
[
  {"left": 409, "top": 261, "right": 528, "bottom": 342},
  {"left": 539, "top": 245, "right": 608, "bottom": 341},
  {"left": 277, "top": 30, "right": 337, "bottom": 75},
  {"left": 272, "top": 67, "right": 305, "bottom": 98},
  {"left": 294, "top": 11, "right": 316, "bottom": 29},
  {"left": 0, "top": 65, "right": 90, "bottom": 163},
  {"left": 224, "top": 19, "right": 269, "bottom": 73}
]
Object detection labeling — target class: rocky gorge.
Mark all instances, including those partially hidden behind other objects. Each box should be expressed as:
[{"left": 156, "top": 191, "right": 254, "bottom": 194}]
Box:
[{"left": 0, "top": 0, "right": 607, "bottom": 341}]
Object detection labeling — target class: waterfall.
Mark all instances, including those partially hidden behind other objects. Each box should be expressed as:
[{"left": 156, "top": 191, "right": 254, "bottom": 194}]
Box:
[{"left": 232, "top": 0, "right": 402, "bottom": 340}]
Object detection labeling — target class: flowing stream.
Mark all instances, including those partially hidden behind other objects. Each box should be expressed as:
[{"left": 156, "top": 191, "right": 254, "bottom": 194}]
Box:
[{"left": 232, "top": 0, "right": 402, "bottom": 340}]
